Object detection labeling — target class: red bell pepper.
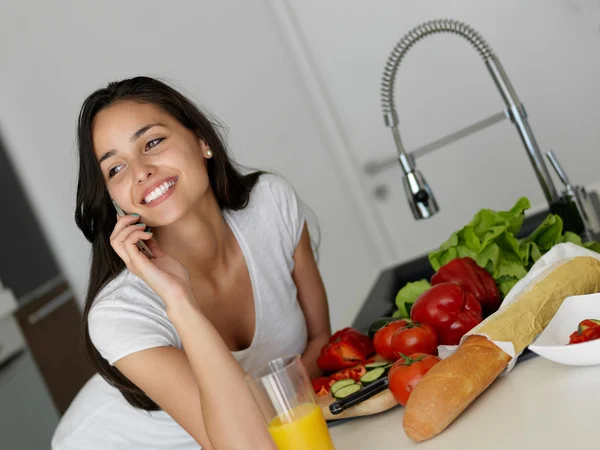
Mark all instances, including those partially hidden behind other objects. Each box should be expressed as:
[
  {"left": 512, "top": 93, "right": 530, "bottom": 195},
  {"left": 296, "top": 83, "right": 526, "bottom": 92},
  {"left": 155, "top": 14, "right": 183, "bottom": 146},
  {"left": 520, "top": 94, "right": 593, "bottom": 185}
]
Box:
[
  {"left": 311, "top": 377, "right": 333, "bottom": 397},
  {"left": 431, "top": 257, "right": 501, "bottom": 316},
  {"left": 329, "top": 327, "right": 374, "bottom": 356},
  {"left": 568, "top": 319, "right": 600, "bottom": 345},
  {"left": 316, "top": 328, "right": 374, "bottom": 373},
  {"left": 410, "top": 282, "right": 482, "bottom": 345}
]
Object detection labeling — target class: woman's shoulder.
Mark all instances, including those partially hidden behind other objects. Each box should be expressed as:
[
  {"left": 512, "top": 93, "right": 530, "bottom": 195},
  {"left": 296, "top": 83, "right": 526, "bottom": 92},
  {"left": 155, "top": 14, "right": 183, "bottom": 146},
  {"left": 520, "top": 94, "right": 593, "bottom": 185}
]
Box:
[
  {"left": 91, "top": 270, "right": 163, "bottom": 311},
  {"left": 251, "top": 172, "right": 300, "bottom": 205},
  {"left": 87, "top": 270, "right": 179, "bottom": 366}
]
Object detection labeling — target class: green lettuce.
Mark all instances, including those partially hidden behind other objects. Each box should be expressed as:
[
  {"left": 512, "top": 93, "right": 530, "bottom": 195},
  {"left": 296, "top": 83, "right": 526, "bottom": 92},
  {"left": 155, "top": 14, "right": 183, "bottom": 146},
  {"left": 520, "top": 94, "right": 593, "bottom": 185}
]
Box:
[
  {"left": 428, "top": 197, "right": 600, "bottom": 297},
  {"left": 394, "top": 279, "right": 431, "bottom": 318}
]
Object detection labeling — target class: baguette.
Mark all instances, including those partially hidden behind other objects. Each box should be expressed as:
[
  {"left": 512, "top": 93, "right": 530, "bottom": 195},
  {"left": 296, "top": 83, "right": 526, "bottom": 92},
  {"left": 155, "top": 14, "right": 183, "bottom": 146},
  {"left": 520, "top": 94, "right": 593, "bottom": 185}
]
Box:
[{"left": 403, "top": 335, "right": 510, "bottom": 442}]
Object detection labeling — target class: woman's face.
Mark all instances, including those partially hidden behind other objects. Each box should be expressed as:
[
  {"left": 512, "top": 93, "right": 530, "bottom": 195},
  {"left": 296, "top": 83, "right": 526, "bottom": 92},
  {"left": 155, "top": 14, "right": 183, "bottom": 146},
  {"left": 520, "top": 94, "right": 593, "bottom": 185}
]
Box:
[{"left": 93, "top": 100, "right": 212, "bottom": 227}]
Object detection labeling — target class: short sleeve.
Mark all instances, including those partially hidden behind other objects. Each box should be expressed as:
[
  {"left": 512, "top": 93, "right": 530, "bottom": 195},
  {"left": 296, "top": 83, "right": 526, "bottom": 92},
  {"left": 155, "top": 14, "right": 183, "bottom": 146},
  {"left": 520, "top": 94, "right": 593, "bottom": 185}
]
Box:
[
  {"left": 88, "top": 281, "right": 179, "bottom": 365},
  {"left": 264, "top": 174, "right": 307, "bottom": 249}
]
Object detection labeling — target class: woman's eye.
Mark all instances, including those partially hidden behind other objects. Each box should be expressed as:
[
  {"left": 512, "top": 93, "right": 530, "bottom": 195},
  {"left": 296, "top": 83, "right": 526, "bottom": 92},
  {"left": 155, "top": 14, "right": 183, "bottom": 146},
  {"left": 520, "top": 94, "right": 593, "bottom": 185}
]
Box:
[
  {"left": 146, "top": 138, "right": 163, "bottom": 151},
  {"left": 108, "top": 165, "right": 124, "bottom": 178}
]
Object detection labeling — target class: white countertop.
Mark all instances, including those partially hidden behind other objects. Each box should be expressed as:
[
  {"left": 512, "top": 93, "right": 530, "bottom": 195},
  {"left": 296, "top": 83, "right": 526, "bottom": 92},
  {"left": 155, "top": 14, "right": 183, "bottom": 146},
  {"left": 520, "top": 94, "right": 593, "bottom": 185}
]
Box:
[{"left": 329, "top": 356, "right": 600, "bottom": 450}]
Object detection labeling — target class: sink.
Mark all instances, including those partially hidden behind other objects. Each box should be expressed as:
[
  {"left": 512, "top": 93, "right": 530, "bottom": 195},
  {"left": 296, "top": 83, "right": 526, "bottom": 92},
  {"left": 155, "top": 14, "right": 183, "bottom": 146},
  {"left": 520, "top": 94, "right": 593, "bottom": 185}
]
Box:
[{"left": 350, "top": 207, "right": 589, "bottom": 334}]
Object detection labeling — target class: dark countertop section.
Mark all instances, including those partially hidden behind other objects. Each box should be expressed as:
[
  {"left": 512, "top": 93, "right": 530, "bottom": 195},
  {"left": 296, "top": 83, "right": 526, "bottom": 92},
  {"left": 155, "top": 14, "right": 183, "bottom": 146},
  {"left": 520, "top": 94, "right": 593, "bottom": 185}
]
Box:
[{"left": 350, "top": 208, "right": 559, "bottom": 333}]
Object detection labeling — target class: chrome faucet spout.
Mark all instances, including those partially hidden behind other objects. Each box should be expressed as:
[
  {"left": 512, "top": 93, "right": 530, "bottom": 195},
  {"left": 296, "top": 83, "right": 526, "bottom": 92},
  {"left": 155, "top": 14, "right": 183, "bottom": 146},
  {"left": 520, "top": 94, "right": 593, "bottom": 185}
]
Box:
[{"left": 380, "top": 19, "right": 559, "bottom": 219}]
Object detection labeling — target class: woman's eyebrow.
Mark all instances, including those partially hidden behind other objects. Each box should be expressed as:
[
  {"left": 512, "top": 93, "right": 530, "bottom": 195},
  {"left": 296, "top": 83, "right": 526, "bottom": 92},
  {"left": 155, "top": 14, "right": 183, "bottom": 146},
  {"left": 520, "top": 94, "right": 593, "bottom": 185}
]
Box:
[{"left": 98, "top": 123, "right": 165, "bottom": 163}]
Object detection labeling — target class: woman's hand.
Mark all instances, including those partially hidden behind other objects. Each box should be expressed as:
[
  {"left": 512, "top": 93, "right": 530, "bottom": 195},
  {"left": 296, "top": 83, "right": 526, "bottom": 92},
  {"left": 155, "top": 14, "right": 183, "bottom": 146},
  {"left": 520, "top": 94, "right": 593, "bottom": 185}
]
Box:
[{"left": 110, "top": 214, "right": 194, "bottom": 309}]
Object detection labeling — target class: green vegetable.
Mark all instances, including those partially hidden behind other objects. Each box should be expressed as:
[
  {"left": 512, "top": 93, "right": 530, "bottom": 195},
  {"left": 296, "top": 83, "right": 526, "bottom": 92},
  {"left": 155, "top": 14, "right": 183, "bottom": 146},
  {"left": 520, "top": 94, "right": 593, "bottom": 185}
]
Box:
[
  {"left": 364, "top": 361, "right": 391, "bottom": 370},
  {"left": 330, "top": 379, "right": 356, "bottom": 395},
  {"left": 427, "top": 197, "right": 600, "bottom": 297},
  {"left": 360, "top": 367, "right": 386, "bottom": 384},
  {"left": 332, "top": 383, "right": 361, "bottom": 399},
  {"left": 395, "top": 280, "right": 431, "bottom": 318}
]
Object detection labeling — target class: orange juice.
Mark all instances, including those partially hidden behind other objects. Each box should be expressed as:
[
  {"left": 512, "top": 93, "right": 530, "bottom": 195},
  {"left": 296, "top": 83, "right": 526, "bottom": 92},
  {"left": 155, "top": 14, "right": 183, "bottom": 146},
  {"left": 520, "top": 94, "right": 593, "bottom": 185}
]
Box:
[{"left": 268, "top": 403, "right": 335, "bottom": 450}]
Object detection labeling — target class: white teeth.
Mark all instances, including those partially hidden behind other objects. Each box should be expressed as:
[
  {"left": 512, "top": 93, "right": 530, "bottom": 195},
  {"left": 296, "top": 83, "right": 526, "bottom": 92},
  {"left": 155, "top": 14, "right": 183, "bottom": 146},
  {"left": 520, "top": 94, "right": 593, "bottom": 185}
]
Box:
[{"left": 143, "top": 180, "right": 176, "bottom": 204}]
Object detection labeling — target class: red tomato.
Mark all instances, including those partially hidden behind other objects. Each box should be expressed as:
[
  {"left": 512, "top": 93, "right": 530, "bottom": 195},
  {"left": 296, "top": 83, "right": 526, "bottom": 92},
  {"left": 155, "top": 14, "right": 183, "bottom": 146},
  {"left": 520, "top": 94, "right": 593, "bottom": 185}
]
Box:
[
  {"left": 373, "top": 319, "right": 410, "bottom": 361},
  {"left": 390, "top": 322, "right": 438, "bottom": 357},
  {"left": 388, "top": 353, "right": 441, "bottom": 406},
  {"left": 411, "top": 282, "right": 482, "bottom": 345}
]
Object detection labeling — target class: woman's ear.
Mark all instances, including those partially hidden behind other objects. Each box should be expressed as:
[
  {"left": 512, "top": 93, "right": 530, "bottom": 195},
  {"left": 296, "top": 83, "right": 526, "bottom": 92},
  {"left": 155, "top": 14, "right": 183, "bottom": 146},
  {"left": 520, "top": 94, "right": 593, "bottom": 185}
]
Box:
[{"left": 198, "top": 137, "right": 212, "bottom": 159}]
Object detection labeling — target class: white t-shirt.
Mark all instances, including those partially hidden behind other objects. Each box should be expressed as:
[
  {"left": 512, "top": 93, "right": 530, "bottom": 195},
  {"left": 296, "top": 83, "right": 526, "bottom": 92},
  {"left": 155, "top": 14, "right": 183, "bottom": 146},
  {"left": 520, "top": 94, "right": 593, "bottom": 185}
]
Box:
[{"left": 52, "top": 174, "right": 310, "bottom": 450}]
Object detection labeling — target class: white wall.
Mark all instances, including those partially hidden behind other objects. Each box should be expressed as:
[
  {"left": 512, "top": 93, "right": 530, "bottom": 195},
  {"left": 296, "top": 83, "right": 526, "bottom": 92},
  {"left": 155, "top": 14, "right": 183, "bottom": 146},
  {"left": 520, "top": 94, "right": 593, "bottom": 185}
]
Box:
[
  {"left": 284, "top": 0, "right": 600, "bottom": 265},
  {"left": 0, "top": 0, "right": 385, "bottom": 330}
]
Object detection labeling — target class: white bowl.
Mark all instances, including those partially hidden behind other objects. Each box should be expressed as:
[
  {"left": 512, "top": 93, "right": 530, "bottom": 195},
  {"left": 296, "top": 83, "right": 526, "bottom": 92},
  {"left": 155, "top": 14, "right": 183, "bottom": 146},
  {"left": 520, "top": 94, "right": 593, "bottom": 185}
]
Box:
[{"left": 528, "top": 293, "right": 600, "bottom": 366}]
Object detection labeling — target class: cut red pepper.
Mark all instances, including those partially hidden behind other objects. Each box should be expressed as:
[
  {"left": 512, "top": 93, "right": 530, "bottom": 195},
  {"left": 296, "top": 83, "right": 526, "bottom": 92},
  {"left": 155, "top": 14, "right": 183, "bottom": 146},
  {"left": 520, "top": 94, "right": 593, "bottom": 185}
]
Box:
[
  {"left": 568, "top": 319, "right": 600, "bottom": 345},
  {"left": 410, "top": 282, "right": 483, "bottom": 346},
  {"left": 311, "top": 377, "right": 332, "bottom": 397},
  {"left": 431, "top": 257, "right": 501, "bottom": 316},
  {"left": 316, "top": 328, "right": 374, "bottom": 374},
  {"left": 329, "top": 327, "right": 374, "bottom": 357}
]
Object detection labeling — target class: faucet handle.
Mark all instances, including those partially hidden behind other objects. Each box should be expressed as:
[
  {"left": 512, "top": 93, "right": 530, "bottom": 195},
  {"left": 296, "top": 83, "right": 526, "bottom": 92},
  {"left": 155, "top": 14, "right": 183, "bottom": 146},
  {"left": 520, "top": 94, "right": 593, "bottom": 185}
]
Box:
[{"left": 546, "top": 150, "right": 572, "bottom": 188}]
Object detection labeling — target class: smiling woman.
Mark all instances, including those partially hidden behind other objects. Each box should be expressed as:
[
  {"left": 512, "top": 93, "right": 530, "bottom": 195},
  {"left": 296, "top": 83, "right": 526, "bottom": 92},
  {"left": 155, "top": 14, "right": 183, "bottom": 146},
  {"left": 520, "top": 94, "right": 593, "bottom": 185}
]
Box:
[{"left": 51, "top": 77, "right": 332, "bottom": 450}]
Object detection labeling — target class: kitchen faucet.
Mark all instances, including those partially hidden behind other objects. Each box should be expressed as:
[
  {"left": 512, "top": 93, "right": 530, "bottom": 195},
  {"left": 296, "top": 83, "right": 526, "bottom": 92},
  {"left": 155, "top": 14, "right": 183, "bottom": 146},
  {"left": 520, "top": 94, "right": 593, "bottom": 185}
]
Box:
[{"left": 371, "top": 19, "right": 600, "bottom": 240}]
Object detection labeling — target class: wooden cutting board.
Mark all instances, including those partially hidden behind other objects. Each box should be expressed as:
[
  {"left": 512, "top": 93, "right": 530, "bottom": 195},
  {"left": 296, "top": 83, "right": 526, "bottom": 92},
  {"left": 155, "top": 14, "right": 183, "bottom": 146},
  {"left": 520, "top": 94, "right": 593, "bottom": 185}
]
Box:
[
  {"left": 318, "top": 386, "right": 398, "bottom": 421},
  {"left": 316, "top": 356, "right": 400, "bottom": 421}
]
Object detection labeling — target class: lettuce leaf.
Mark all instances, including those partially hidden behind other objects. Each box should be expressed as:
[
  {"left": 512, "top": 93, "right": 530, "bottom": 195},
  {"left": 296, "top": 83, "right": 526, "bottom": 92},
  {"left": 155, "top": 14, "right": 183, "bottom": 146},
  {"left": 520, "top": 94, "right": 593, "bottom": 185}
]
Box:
[
  {"left": 394, "top": 279, "right": 431, "bottom": 318},
  {"left": 427, "top": 197, "right": 600, "bottom": 297}
]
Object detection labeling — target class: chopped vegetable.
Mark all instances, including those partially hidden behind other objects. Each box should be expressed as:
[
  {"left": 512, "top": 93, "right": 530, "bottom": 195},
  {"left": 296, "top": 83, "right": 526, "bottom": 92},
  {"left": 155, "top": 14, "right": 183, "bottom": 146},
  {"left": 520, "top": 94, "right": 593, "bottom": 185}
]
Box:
[
  {"left": 330, "top": 379, "right": 357, "bottom": 395},
  {"left": 332, "top": 383, "right": 361, "bottom": 400},
  {"left": 568, "top": 319, "right": 600, "bottom": 345},
  {"left": 364, "top": 361, "right": 390, "bottom": 370},
  {"left": 360, "top": 367, "right": 386, "bottom": 385},
  {"left": 311, "top": 377, "right": 333, "bottom": 397}
]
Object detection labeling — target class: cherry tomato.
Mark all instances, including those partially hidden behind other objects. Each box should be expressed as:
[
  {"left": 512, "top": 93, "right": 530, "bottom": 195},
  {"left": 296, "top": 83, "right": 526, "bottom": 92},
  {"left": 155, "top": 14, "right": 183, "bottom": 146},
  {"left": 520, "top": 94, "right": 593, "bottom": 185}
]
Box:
[
  {"left": 373, "top": 319, "right": 410, "bottom": 361},
  {"left": 388, "top": 353, "right": 441, "bottom": 406},
  {"left": 390, "top": 322, "right": 438, "bottom": 357}
]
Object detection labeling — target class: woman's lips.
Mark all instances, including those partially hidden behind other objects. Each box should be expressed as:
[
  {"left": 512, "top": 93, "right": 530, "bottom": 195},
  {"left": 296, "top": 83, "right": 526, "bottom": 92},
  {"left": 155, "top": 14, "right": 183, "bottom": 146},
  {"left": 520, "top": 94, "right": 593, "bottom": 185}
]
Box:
[{"left": 141, "top": 176, "right": 178, "bottom": 206}]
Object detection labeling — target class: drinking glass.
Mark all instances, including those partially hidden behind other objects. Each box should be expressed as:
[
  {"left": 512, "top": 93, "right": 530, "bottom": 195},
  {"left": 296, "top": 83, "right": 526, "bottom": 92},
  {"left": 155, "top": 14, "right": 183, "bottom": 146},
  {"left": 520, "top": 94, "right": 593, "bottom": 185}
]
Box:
[{"left": 245, "top": 354, "right": 336, "bottom": 450}]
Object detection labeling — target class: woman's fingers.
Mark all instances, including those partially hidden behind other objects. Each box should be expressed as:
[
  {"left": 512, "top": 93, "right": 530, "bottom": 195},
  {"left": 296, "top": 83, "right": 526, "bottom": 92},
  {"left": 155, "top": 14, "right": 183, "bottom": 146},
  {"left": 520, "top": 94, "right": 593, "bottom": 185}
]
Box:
[
  {"left": 110, "top": 219, "right": 148, "bottom": 264},
  {"left": 110, "top": 214, "right": 142, "bottom": 241}
]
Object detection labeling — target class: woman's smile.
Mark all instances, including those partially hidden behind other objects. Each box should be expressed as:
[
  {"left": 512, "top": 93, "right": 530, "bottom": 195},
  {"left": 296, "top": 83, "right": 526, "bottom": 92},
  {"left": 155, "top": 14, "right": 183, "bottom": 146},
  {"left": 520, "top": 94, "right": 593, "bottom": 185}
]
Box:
[{"left": 141, "top": 176, "right": 179, "bottom": 207}]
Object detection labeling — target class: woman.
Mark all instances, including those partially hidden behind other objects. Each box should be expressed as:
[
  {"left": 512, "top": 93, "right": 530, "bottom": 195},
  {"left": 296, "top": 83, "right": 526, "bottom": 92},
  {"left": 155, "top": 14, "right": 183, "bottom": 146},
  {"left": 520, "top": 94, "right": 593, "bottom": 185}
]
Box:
[{"left": 51, "top": 76, "right": 332, "bottom": 449}]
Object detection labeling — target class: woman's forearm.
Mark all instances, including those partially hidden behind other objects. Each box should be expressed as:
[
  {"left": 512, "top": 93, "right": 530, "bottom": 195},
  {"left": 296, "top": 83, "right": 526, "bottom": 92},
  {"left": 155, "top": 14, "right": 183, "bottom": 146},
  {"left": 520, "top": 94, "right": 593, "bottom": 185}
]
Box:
[
  {"left": 168, "top": 299, "right": 276, "bottom": 450},
  {"left": 301, "top": 332, "right": 330, "bottom": 379}
]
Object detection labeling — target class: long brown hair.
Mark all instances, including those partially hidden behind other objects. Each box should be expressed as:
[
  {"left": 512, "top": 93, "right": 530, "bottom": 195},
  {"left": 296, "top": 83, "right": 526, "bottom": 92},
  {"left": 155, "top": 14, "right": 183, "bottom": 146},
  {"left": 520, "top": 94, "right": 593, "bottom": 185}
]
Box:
[{"left": 74, "top": 76, "right": 264, "bottom": 410}]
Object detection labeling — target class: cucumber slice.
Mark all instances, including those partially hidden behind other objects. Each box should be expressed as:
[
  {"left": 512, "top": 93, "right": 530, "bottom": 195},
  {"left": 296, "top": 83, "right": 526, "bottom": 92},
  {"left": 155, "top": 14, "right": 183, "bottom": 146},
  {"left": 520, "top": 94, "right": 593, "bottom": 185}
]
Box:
[
  {"left": 364, "top": 362, "right": 390, "bottom": 370},
  {"left": 360, "top": 367, "right": 385, "bottom": 385},
  {"left": 330, "top": 379, "right": 356, "bottom": 395},
  {"left": 332, "top": 383, "right": 361, "bottom": 399}
]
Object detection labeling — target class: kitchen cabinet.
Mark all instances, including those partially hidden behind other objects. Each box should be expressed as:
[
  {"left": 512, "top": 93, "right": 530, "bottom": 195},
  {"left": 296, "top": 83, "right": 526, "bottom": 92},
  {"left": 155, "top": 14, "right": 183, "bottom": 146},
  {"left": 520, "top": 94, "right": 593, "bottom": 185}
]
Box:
[{"left": 0, "top": 135, "right": 95, "bottom": 446}]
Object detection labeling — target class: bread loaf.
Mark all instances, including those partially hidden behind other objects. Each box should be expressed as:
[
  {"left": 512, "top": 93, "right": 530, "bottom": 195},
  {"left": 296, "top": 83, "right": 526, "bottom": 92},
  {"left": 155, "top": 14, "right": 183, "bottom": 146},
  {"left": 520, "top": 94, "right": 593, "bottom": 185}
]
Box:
[{"left": 403, "top": 335, "right": 510, "bottom": 442}]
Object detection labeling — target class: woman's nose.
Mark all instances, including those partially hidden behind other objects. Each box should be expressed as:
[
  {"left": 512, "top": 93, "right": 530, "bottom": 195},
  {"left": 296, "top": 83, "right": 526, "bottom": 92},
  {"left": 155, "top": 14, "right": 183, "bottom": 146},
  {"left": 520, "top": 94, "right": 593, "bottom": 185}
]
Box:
[{"left": 132, "top": 160, "right": 156, "bottom": 184}]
